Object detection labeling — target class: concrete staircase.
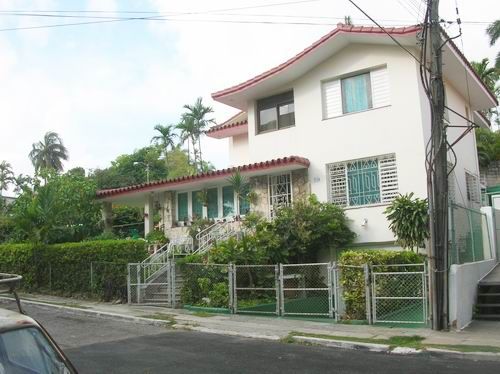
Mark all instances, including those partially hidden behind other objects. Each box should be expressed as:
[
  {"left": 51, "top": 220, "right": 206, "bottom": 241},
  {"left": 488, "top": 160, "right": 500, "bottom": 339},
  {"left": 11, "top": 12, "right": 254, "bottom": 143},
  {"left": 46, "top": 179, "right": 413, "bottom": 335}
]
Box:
[
  {"left": 475, "top": 265, "right": 500, "bottom": 321},
  {"left": 141, "top": 265, "right": 184, "bottom": 306}
]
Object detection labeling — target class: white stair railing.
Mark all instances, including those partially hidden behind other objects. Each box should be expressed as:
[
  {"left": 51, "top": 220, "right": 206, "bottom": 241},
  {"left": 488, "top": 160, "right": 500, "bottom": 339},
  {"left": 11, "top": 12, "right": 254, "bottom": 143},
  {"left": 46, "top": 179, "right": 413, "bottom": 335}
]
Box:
[{"left": 194, "top": 221, "right": 241, "bottom": 255}]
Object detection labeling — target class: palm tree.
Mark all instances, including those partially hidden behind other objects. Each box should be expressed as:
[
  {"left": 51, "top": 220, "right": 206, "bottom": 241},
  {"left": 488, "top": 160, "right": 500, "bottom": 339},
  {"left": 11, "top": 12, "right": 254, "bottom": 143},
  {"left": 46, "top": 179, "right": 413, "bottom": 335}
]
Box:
[
  {"left": 0, "top": 160, "right": 14, "bottom": 199},
  {"left": 486, "top": 20, "right": 500, "bottom": 68},
  {"left": 29, "top": 131, "right": 69, "bottom": 173},
  {"left": 151, "top": 124, "right": 178, "bottom": 163},
  {"left": 176, "top": 116, "right": 196, "bottom": 167},
  {"left": 227, "top": 169, "right": 250, "bottom": 217},
  {"left": 471, "top": 58, "right": 499, "bottom": 92},
  {"left": 182, "top": 97, "right": 216, "bottom": 171}
]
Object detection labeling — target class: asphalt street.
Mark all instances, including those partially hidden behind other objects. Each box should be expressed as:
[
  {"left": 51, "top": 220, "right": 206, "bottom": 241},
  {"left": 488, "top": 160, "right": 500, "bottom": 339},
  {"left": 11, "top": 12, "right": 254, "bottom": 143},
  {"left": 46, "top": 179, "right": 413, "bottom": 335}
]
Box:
[{"left": 2, "top": 300, "right": 500, "bottom": 374}]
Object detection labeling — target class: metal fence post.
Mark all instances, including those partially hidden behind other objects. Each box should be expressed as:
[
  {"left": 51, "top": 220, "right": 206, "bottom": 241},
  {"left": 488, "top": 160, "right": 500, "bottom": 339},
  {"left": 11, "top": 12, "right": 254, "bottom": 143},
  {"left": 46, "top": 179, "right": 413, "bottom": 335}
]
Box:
[
  {"left": 127, "top": 264, "right": 131, "bottom": 305},
  {"left": 332, "top": 262, "right": 339, "bottom": 322},
  {"left": 228, "top": 263, "right": 235, "bottom": 313},
  {"left": 279, "top": 264, "right": 284, "bottom": 316},
  {"left": 136, "top": 264, "right": 141, "bottom": 304},
  {"left": 327, "top": 262, "right": 334, "bottom": 319},
  {"left": 90, "top": 262, "right": 94, "bottom": 295},
  {"left": 48, "top": 263, "right": 52, "bottom": 291},
  {"left": 364, "top": 264, "right": 372, "bottom": 325},
  {"left": 170, "top": 260, "right": 176, "bottom": 308}
]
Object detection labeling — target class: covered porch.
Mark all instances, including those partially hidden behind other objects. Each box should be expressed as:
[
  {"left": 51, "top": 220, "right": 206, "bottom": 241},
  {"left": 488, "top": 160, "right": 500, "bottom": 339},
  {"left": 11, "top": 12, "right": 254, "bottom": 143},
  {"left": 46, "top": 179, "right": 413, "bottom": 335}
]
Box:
[{"left": 96, "top": 156, "right": 310, "bottom": 239}]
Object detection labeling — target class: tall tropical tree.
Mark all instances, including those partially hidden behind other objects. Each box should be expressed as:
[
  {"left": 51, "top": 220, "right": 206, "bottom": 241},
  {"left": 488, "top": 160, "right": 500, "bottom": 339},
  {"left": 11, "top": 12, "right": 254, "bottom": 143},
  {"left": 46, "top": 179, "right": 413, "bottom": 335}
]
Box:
[
  {"left": 486, "top": 20, "right": 500, "bottom": 68},
  {"left": 176, "top": 116, "right": 196, "bottom": 167},
  {"left": 29, "top": 131, "right": 69, "bottom": 173},
  {"left": 471, "top": 58, "right": 499, "bottom": 93},
  {"left": 151, "top": 124, "right": 178, "bottom": 163},
  {"left": 182, "top": 97, "right": 216, "bottom": 171},
  {"left": 0, "top": 161, "right": 14, "bottom": 198}
]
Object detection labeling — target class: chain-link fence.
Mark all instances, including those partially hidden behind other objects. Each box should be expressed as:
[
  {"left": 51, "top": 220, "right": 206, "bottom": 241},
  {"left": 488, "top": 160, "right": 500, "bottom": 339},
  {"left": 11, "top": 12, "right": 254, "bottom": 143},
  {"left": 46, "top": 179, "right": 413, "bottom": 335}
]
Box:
[
  {"left": 280, "top": 263, "right": 332, "bottom": 317},
  {"left": 128, "top": 262, "right": 172, "bottom": 305},
  {"left": 449, "top": 203, "right": 493, "bottom": 264},
  {"left": 371, "top": 264, "right": 428, "bottom": 324},
  {"left": 179, "top": 263, "right": 231, "bottom": 311},
  {"left": 234, "top": 265, "right": 279, "bottom": 315}
]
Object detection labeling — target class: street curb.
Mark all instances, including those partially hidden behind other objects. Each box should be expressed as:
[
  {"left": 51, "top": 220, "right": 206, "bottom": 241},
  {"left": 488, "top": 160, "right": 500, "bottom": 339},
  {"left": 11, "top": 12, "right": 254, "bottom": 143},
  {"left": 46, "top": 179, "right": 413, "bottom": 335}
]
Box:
[
  {"left": 0, "top": 297, "right": 172, "bottom": 328},
  {"left": 177, "top": 324, "right": 282, "bottom": 341},
  {"left": 292, "top": 336, "right": 390, "bottom": 353},
  {"left": 426, "top": 348, "right": 500, "bottom": 361}
]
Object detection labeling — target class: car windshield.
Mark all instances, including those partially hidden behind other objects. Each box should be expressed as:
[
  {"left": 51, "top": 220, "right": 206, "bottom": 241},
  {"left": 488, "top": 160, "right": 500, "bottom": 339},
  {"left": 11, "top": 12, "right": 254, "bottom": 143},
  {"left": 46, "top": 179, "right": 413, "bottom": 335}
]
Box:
[{"left": 0, "top": 327, "right": 71, "bottom": 374}]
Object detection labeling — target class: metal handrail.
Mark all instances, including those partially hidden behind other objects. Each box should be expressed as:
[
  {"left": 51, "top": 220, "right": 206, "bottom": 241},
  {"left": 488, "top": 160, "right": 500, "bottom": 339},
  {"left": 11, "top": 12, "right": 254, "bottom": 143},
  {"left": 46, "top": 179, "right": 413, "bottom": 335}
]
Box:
[
  {"left": 195, "top": 221, "right": 220, "bottom": 241},
  {"left": 0, "top": 273, "right": 24, "bottom": 314}
]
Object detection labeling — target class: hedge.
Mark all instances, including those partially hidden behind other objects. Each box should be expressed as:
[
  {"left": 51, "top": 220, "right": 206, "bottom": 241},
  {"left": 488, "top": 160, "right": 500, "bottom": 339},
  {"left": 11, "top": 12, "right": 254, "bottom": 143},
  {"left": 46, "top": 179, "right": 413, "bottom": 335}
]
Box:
[
  {"left": 338, "top": 250, "right": 424, "bottom": 320},
  {"left": 0, "top": 240, "right": 148, "bottom": 301}
]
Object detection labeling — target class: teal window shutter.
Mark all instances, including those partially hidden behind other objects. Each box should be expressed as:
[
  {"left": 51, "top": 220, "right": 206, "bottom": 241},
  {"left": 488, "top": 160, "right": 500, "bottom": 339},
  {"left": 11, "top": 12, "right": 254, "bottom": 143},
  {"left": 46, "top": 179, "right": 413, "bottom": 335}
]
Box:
[
  {"left": 177, "top": 192, "right": 188, "bottom": 221},
  {"left": 347, "top": 159, "right": 380, "bottom": 206},
  {"left": 207, "top": 188, "right": 218, "bottom": 219},
  {"left": 341, "top": 73, "right": 372, "bottom": 114},
  {"left": 222, "top": 186, "right": 235, "bottom": 217},
  {"left": 191, "top": 191, "right": 203, "bottom": 219},
  {"left": 239, "top": 194, "right": 250, "bottom": 215}
]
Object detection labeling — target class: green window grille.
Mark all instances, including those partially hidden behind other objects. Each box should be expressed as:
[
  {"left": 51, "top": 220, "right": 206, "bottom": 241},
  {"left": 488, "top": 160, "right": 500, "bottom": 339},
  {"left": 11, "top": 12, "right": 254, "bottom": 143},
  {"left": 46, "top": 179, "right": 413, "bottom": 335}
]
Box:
[
  {"left": 207, "top": 188, "right": 218, "bottom": 219},
  {"left": 239, "top": 194, "right": 250, "bottom": 215},
  {"left": 191, "top": 190, "right": 203, "bottom": 219},
  {"left": 341, "top": 73, "right": 372, "bottom": 114},
  {"left": 347, "top": 159, "right": 380, "bottom": 206},
  {"left": 222, "top": 186, "right": 235, "bottom": 217},
  {"left": 177, "top": 192, "right": 188, "bottom": 222}
]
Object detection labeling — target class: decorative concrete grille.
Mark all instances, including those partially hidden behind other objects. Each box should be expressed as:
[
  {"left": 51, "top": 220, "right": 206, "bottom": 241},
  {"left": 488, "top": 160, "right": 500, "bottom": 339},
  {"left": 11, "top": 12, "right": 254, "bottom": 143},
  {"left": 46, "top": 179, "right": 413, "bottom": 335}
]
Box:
[
  {"left": 465, "top": 172, "right": 480, "bottom": 208},
  {"left": 269, "top": 173, "right": 292, "bottom": 217},
  {"left": 447, "top": 162, "right": 456, "bottom": 203},
  {"left": 328, "top": 154, "right": 398, "bottom": 207}
]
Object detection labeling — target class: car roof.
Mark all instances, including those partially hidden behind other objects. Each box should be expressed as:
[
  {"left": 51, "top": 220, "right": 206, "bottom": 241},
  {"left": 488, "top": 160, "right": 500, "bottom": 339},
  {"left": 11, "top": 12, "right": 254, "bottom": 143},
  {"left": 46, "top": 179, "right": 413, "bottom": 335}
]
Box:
[{"left": 0, "top": 306, "right": 38, "bottom": 332}]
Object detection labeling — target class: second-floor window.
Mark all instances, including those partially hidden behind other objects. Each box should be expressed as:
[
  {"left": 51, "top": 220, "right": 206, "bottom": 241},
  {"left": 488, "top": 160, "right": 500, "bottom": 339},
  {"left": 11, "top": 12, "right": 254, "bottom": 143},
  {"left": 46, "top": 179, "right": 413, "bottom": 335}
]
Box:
[
  {"left": 257, "top": 91, "right": 295, "bottom": 133},
  {"left": 322, "top": 66, "right": 390, "bottom": 119},
  {"left": 327, "top": 154, "right": 398, "bottom": 208}
]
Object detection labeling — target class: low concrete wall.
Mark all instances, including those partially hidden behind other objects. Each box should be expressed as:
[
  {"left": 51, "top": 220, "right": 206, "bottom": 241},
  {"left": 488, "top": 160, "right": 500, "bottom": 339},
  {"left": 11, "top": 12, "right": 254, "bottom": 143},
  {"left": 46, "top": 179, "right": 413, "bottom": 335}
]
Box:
[{"left": 448, "top": 259, "right": 497, "bottom": 330}]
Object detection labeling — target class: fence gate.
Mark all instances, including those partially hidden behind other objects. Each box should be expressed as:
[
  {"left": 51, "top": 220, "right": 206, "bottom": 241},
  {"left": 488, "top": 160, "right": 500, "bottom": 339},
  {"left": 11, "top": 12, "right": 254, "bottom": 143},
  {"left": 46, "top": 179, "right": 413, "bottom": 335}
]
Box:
[
  {"left": 128, "top": 262, "right": 173, "bottom": 306},
  {"left": 280, "top": 263, "right": 333, "bottom": 317},
  {"left": 233, "top": 265, "right": 280, "bottom": 315},
  {"left": 371, "top": 264, "right": 428, "bottom": 324}
]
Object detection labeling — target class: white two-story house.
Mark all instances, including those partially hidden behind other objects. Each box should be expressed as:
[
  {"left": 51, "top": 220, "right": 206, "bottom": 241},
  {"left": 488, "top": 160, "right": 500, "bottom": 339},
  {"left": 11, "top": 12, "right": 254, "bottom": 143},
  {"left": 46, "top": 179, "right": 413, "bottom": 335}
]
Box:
[{"left": 97, "top": 24, "right": 497, "bottom": 249}]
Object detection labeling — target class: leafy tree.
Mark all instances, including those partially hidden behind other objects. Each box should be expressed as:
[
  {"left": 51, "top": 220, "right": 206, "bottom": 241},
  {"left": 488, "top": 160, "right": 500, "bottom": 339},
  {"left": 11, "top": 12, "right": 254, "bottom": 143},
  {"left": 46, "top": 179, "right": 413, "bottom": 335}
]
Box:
[
  {"left": 486, "top": 20, "right": 500, "bottom": 68},
  {"left": 181, "top": 97, "right": 216, "bottom": 171},
  {"left": 475, "top": 127, "right": 500, "bottom": 167},
  {"left": 151, "top": 124, "right": 178, "bottom": 163},
  {"left": 471, "top": 58, "right": 499, "bottom": 92},
  {"left": 384, "top": 193, "right": 429, "bottom": 251},
  {"left": 10, "top": 171, "right": 101, "bottom": 244},
  {"left": 29, "top": 131, "right": 69, "bottom": 173},
  {"left": 0, "top": 161, "right": 14, "bottom": 199}
]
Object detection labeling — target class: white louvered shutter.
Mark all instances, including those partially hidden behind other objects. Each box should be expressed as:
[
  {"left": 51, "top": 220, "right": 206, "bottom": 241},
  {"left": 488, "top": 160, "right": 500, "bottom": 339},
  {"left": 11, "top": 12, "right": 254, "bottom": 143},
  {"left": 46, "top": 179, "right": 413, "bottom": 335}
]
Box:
[
  {"left": 322, "top": 79, "right": 342, "bottom": 119},
  {"left": 379, "top": 155, "right": 398, "bottom": 203},
  {"left": 328, "top": 163, "right": 348, "bottom": 207},
  {"left": 370, "top": 67, "right": 390, "bottom": 108}
]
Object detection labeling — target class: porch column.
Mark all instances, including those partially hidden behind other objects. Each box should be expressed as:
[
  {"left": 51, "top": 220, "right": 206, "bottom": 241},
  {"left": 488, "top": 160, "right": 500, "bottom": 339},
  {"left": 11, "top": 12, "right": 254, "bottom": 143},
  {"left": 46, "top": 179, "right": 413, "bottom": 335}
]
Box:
[
  {"left": 144, "top": 193, "right": 154, "bottom": 236},
  {"left": 161, "top": 191, "right": 174, "bottom": 232},
  {"left": 101, "top": 202, "right": 113, "bottom": 233}
]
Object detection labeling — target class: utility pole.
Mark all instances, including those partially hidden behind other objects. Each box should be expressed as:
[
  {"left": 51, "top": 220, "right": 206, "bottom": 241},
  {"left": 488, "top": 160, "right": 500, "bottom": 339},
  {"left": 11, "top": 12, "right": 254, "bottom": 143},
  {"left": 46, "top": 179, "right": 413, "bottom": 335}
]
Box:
[{"left": 428, "top": 0, "right": 448, "bottom": 331}]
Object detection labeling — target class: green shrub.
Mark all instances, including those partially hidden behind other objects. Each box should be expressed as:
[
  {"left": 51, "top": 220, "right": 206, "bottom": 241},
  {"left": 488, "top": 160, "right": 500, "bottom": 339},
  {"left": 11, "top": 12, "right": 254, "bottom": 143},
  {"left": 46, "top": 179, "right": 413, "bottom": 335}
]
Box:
[
  {"left": 145, "top": 230, "right": 168, "bottom": 245},
  {"left": 0, "top": 240, "right": 147, "bottom": 301},
  {"left": 338, "top": 250, "right": 424, "bottom": 320},
  {"left": 179, "top": 264, "right": 229, "bottom": 308}
]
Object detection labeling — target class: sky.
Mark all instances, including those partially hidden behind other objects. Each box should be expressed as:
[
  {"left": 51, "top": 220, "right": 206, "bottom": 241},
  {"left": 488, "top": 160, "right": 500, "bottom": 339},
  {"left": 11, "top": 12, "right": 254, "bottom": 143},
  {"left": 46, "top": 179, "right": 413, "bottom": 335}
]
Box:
[{"left": 0, "top": 0, "right": 498, "bottom": 195}]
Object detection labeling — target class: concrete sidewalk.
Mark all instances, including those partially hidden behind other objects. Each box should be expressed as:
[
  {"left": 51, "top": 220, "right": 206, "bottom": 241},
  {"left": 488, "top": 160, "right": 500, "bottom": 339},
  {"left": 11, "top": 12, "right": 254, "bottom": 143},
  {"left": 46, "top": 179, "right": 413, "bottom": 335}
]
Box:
[{"left": 5, "top": 293, "right": 500, "bottom": 349}]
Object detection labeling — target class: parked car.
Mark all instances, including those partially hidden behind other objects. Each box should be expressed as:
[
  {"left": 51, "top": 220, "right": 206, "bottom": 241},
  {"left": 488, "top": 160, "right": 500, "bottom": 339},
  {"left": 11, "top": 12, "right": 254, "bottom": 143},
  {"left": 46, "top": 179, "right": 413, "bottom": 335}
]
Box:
[{"left": 0, "top": 273, "right": 77, "bottom": 374}]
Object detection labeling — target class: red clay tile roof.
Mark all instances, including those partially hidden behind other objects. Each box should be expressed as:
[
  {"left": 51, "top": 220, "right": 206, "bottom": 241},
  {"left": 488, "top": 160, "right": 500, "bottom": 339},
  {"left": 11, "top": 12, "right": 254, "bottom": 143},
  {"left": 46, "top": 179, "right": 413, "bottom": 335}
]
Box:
[
  {"left": 211, "top": 23, "right": 497, "bottom": 106},
  {"left": 212, "top": 24, "right": 421, "bottom": 100},
  {"left": 206, "top": 111, "right": 248, "bottom": 136},
  {"left": 96, "top": 156, "right": 310, "bottom": 199}
]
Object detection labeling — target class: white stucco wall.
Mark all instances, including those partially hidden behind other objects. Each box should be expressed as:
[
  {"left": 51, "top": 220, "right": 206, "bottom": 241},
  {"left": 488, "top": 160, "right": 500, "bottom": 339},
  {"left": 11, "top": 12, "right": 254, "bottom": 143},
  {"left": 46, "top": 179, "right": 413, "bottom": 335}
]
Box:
[
  {"left": 229, "top": 134, "right": 250, "bottom": 166},
  {"left": 242, "top": 44, "right": 428, "bottom": 244},
  {"left": 448, "top": 259, "right": 497, "bottom": 330}
]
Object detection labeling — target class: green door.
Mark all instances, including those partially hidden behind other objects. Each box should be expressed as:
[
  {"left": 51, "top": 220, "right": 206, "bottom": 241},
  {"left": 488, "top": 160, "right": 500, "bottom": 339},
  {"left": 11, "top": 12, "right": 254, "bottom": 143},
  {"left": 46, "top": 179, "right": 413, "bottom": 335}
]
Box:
[
  {"left": 177, "top": 192, "right": 188, "bottom": 222},
  {"left": 192, "top": 190, "right": 203, "bottom": 219},
  {"left": 222, "top": 186, "right": 235, "bottom": 217},
  {"left": 207, "top": 188, "right": 218, "bottom": 219}
]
